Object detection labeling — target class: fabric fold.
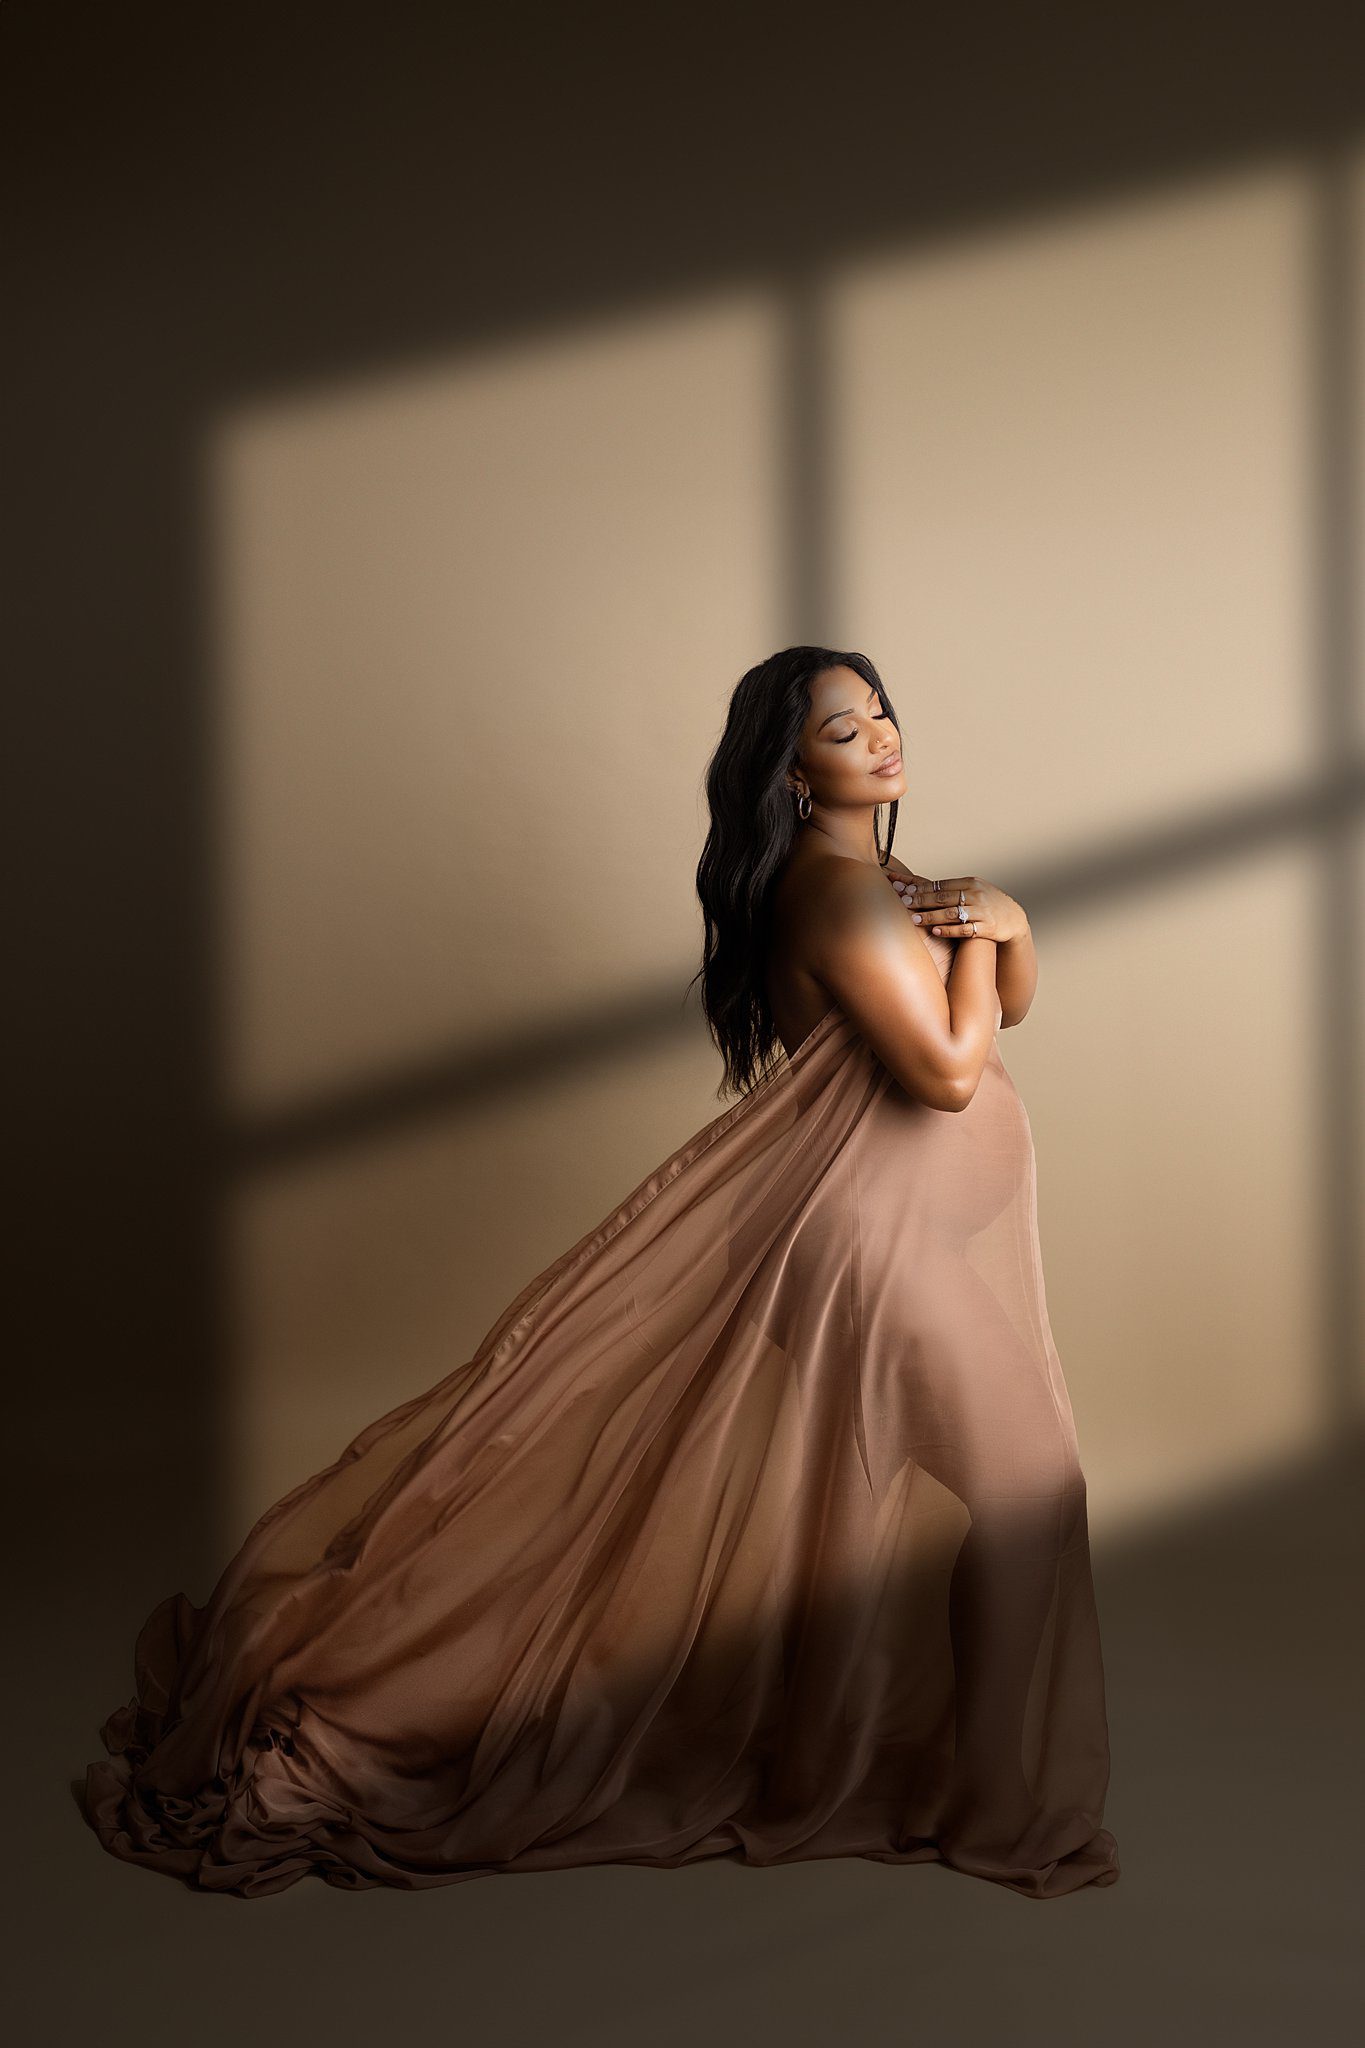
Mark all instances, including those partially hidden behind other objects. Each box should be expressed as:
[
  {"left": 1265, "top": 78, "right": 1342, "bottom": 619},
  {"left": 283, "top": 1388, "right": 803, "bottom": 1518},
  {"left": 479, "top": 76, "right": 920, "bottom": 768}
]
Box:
[{"left": 84, "top": 971, "right": 1119, "bottom": 1900}]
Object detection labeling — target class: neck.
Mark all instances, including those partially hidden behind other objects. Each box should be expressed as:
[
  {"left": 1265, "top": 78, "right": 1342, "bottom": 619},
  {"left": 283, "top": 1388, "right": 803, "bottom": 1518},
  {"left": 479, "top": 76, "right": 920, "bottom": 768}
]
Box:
[{"left": 802, "top": 811, "right": 890, "bottom": 866}]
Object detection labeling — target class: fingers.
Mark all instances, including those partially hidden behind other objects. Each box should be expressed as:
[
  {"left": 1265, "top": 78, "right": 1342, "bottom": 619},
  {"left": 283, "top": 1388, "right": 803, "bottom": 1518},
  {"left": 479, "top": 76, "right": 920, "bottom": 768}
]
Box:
[
  {"left": 894, "top": 875, "right": 976, "bottom": 903},
  {"left": 888, "top": 876, "right": 990, "bottom": 937},
  {"left": 891, "top": 879, "right": 977, "bottom": 916},
  {"left": 921, "top": 911, "right": 985, "bottom": 935}
]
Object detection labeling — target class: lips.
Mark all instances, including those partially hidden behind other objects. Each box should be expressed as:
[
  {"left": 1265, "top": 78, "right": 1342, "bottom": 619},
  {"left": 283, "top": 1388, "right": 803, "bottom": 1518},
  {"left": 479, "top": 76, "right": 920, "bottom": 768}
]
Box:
[{"left": 871, "top": 752, "right": 903, "bottom": 777}]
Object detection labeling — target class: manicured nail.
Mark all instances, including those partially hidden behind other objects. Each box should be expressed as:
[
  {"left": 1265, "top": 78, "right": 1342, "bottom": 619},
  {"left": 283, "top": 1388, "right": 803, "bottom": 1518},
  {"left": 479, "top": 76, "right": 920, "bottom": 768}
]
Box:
[{"left": 912, "top": 912, "right": 921, "bottom": 923}]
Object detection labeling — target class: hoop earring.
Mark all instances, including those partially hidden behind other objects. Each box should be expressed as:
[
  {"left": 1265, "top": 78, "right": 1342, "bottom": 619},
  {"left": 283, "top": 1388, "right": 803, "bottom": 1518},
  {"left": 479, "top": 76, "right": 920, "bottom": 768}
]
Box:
[{"left": 796, "top": 789, "right": 812, "bottom": 821}]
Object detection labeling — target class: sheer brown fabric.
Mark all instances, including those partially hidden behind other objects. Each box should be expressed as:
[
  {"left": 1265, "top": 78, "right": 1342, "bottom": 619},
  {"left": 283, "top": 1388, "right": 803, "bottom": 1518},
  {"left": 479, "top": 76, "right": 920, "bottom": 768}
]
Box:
[{"left": 84, "top": 951, "right": 1120, "bottom": 1900}]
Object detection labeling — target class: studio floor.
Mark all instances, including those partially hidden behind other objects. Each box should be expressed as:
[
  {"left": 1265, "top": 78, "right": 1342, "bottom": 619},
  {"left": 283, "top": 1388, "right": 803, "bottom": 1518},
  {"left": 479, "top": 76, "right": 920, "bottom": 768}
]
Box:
[{"left": 15, "top": 1440, "right": 1360, "bottom": 2048}]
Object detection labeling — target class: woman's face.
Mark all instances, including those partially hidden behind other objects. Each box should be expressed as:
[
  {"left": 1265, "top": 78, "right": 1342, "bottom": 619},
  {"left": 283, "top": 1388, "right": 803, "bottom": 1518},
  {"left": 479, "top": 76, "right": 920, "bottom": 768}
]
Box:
[{"left": 787, "top": 665, "right": 905, "bottom": 811}]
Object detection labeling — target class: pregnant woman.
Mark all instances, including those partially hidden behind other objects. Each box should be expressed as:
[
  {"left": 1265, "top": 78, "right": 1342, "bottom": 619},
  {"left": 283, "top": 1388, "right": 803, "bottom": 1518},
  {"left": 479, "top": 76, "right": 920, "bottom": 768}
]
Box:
[{"left": 83, "top": 645, "right": 1120, "bottom": 1901}]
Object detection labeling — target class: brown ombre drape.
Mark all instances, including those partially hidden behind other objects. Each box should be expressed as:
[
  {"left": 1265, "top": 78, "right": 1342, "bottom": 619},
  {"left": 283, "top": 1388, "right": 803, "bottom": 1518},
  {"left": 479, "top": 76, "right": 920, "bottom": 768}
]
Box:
[{"left": 85, "top": 944, "right": 1118, "bottom": 1900}]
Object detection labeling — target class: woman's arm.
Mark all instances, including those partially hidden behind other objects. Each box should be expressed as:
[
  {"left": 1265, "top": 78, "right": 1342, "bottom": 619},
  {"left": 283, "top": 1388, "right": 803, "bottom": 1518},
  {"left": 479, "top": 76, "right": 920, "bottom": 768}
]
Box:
[
  {"left": 889, "top": 870, "right": 1037, "bottom": 1028},
  {"left": 992, "top": 919, "right": 1037, "bottom": 1028},
  {"left": 806, "top": 863, "right": 1001, "bottom": 1108}
]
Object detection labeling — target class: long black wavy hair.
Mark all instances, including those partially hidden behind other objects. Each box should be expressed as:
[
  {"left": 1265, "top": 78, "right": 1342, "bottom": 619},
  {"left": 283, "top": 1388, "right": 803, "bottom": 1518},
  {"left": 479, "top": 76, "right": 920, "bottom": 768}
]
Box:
[{"left": 689, "top": 646, "right": 900, "bottom": 1099}]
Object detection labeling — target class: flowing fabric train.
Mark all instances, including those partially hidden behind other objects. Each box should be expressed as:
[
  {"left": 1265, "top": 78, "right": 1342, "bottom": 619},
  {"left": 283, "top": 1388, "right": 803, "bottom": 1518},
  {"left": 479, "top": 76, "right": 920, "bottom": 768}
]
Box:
[{"left": 84, "top": 961, "right": 1119, "bottom": 1900}]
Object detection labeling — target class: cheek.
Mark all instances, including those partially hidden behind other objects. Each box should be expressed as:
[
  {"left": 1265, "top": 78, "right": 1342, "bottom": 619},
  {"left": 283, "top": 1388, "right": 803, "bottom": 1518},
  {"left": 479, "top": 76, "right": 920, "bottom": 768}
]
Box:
[{"left": 826, "top": 747, "right": 864, "bottom": 789}]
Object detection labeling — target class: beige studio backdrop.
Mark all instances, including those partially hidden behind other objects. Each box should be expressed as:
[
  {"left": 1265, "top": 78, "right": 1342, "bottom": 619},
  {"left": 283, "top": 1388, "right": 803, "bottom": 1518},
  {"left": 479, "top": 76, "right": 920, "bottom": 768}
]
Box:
[
  {"left": 12, "top": 8, "right": 1365, "bottom": 2039},
  {"left": 207, "top": 156, "right": 1365, "bottom": 1555}
]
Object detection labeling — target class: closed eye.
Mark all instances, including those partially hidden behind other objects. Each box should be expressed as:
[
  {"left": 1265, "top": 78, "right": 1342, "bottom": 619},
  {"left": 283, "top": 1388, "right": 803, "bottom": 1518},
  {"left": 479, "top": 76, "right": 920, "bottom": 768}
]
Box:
[{"left": 835, "top": 713, "right": 892, "bottom": 744}]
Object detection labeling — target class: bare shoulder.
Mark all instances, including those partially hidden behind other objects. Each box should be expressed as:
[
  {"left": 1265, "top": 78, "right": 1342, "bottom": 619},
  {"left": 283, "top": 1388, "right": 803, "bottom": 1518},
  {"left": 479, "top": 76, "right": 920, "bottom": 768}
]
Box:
[{"left": 772, "top": 848, "right": 900, "bottom": 937}]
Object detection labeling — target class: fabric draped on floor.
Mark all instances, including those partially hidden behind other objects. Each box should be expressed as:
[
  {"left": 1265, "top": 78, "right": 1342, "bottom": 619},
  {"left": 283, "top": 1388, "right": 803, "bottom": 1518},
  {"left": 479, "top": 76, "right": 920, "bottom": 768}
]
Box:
[{"left": 84, "top": 949, "right": 1119, "bottom": 1900}]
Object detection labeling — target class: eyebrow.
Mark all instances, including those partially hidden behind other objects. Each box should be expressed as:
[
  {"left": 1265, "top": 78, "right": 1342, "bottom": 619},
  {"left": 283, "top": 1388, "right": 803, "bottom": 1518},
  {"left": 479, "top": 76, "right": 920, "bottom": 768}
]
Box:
[{"left": 816, "top": 685, "right": 879, "bottom": 733}]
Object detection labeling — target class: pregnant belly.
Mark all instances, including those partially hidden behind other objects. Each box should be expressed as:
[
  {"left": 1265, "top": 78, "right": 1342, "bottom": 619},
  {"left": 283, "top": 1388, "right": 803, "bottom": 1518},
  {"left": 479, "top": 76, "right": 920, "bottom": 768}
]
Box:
[{"left": 856, "top": 1045, "right": 1036, "bottom": 1249}]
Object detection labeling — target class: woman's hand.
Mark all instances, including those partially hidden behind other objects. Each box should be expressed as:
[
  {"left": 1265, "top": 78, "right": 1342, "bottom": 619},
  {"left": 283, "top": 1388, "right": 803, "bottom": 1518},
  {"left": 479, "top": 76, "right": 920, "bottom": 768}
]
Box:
[{"left": 889, "top": 873, "right": 1029, "bottom": 944}]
